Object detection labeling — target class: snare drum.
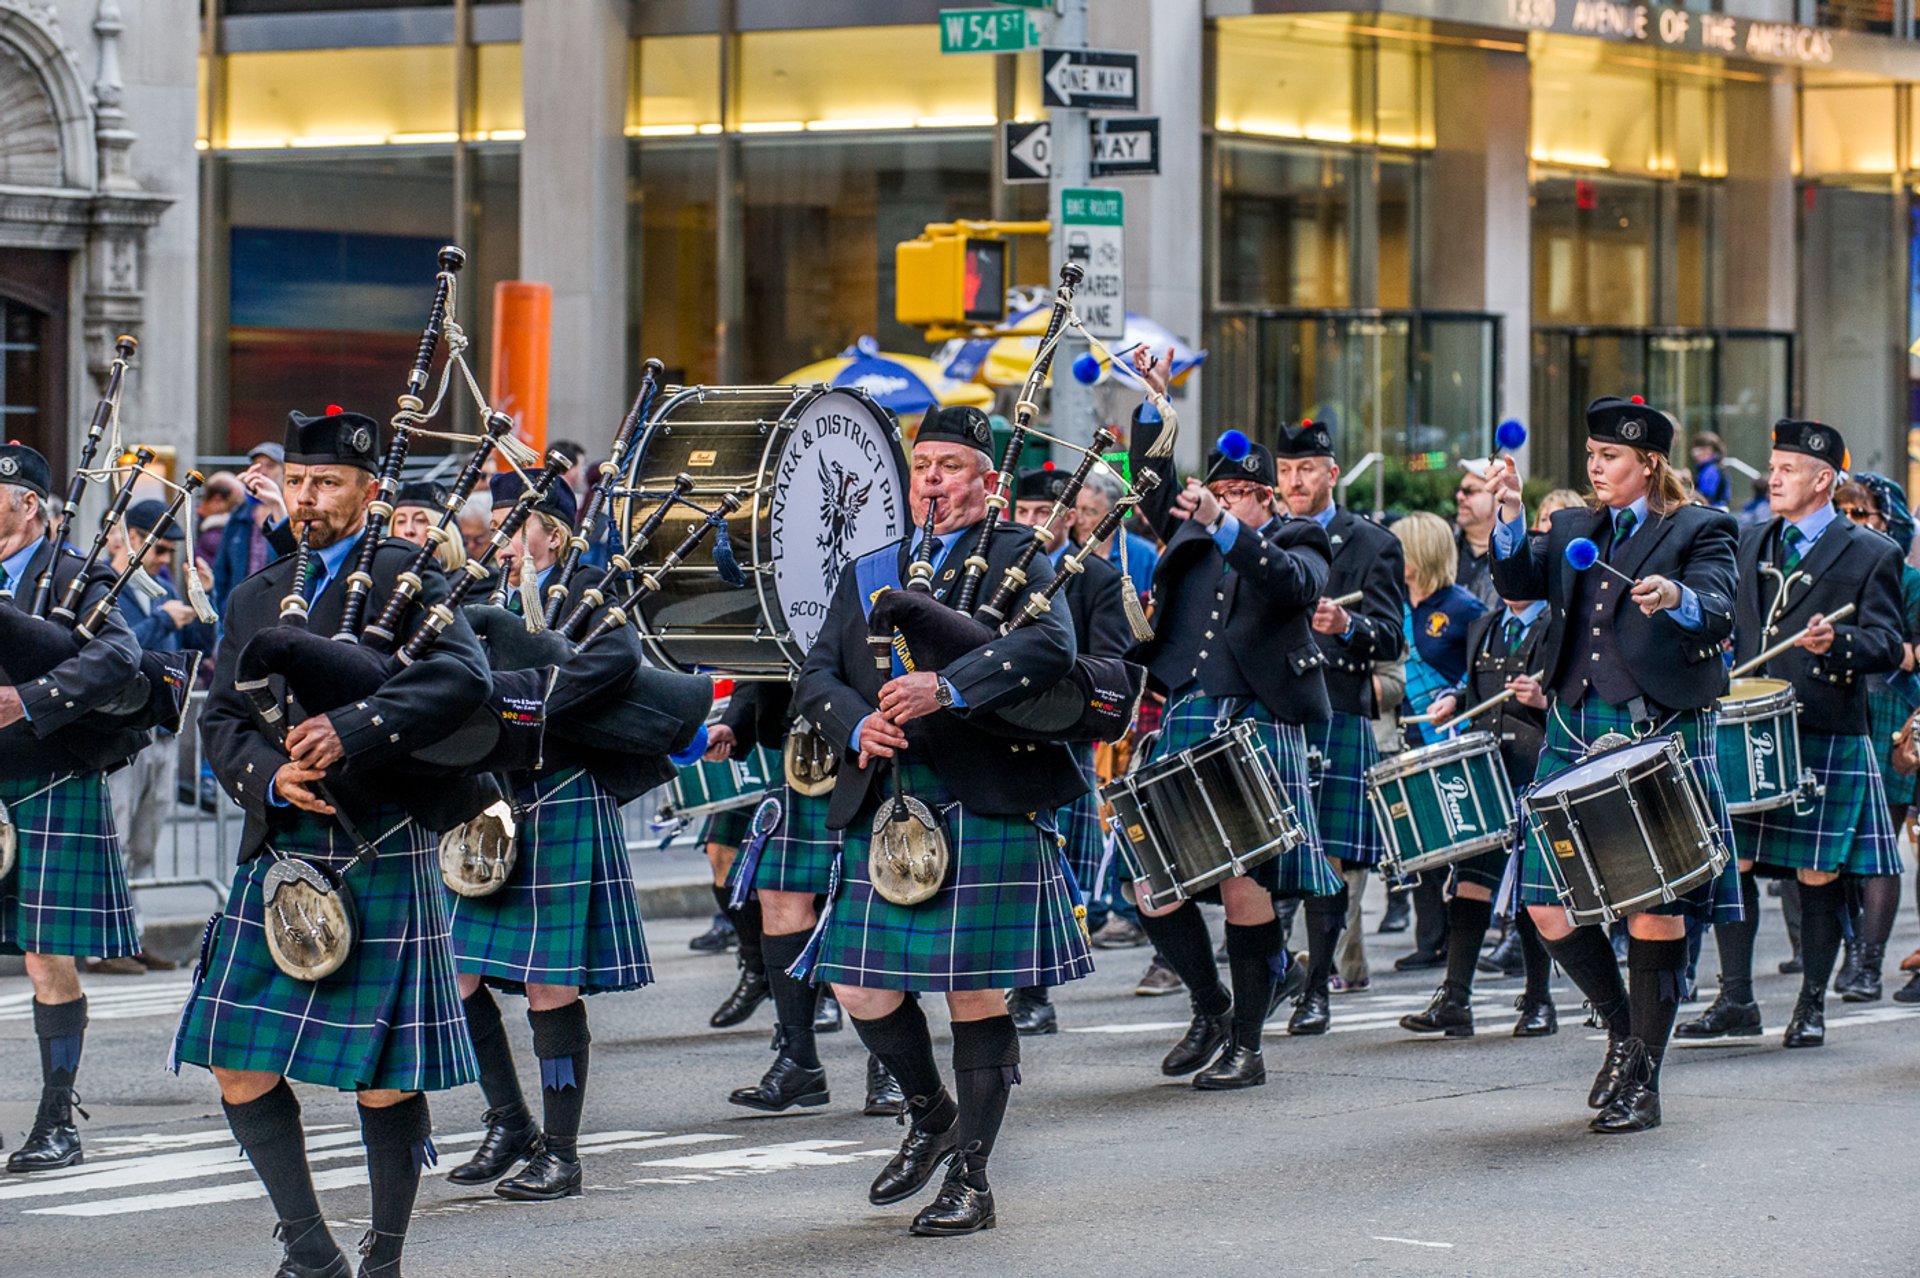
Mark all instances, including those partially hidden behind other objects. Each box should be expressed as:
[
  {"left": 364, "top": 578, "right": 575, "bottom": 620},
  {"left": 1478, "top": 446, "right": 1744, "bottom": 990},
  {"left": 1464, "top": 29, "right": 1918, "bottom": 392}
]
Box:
[
  {"left": 662, "top": 745, "right": 781, "bottom": 822},
  {"left": 1523, "top": 735, "right": 1728, "bottom": 926},
  {"left": 620, "top": 385, "right": 911, "bottom": 677},
  {"left": 1715, "top": 677, "right": 1812, "bottom": 814},
  {"left": 1365, "top": 732, "right": 1515, "bottom": 878},
  {"left": 1102, "top": 720, "right": 1307, "bottom": 911}
]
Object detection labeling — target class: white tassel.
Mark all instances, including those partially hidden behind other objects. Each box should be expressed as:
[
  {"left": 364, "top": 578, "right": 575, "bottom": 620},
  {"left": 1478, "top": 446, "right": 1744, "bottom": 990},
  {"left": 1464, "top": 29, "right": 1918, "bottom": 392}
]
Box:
[
  {"left": 185, "top": 560, "right": 217, "bottom": 624},
  {"left": 494, "top": 432, "right": 541, "bottom": 470},
  {"left": 517, "top": 551, "right": 545, "bottom": 632}
]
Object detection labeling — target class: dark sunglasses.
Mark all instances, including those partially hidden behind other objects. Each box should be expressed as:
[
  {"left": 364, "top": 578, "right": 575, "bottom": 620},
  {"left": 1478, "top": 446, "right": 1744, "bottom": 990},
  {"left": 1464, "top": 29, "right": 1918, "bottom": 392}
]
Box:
[{"left": 1839, "top": 505, "right": 1879, "bottom": 523}]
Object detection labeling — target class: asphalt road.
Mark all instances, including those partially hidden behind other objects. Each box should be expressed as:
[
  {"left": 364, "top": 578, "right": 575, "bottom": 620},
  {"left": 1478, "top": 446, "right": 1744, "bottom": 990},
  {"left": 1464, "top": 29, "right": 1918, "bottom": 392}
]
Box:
[{"left": 5, "top": 892, "right": 1919, "bottom": 1278}]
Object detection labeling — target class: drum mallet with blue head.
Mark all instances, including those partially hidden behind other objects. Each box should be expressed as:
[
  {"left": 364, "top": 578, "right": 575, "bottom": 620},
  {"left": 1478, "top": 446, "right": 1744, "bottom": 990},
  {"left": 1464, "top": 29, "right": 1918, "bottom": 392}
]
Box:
[
  {"left": 1730, "top": 602, "right": 1855, "bottom": 678},
  {"left": 1563, "top": 536, "right": 1643, "bottom": 590}
]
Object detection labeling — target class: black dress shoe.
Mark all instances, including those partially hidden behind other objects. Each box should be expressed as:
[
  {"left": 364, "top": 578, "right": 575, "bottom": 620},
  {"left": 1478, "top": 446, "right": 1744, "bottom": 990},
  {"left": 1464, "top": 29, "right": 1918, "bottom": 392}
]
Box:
[
  {"left": 1782, "top": 995, "right": 1826, "bottom": 1048},
  {"left": 688, "top": 914, "right": 737, "bottom": 953},
  {"left": 1589, "top": 1083, "right": 1661, "bottom": 1134},
  {"left": 1674, "top": 992, "right": 1763, "bottom": 1040},
  {"left": 271, "top": 1218, "right": 350, "bottom": 1278},
  {"left": 1400, "top": 986, "right": 1474, "bottom": 1037},
  {"left": 709, "top": 965, "right": 770, "bottom": 1028},
  {"left": 1007, "top": 988, "right": 1058, "bottom": 1036},
  {"left": 1287, "top": 988, "right": 1330, "bottom": 1036},
  {"left": 495, "top": 1147, "right": 583, "bottom": 1201},
  {"left": 446, "top": 1106, "right": 540, "bottom": 1185},
  {"left": 1840, "top": 943, "right": 1885, "bottom": 1003},
  {"left": 1160, "top": 1010, "right": 1229, "bottom": 1076},
  {"left": 1192, "top": 1037, "right": 1266, "bottom": 1090},
  {"left": 1778, "top": 955, "right": 1803, "bottom": 975},
  {"left": 1588, "top": 1036, "right": 1638, "bottom": 1110},
  {"left": 870, "top": 1108, "right": 959, "bottom": 1206},
  {"left": 1512, "top": 995, "right": 1558, "bottom": 1038},
  {"left": 814, "top": 989, "right": 843, "bottom": 1033},
  {"left": 1895, "top": 971, "right": 1920, "bottom": 1004},
  {"left": 1378, "top": 896, "right": 1411, "bottom": 933},
  {"left": 864, "top": 1055, "right": 906, "bottom": 1117},
  {"left": 1834, "top": 940, "right": 1860, "bottom": 997},
  {"left": 729, "top": 1054, "right": 830, "bottom": 1112},
  {"left": 1266, "top": 952, "right": 1307, "bottom": 1020},
  {"left": 6, "top": 1090, "right": 84, "bottom": 1173},
  {"left": 909, "top": 1159, "right": 996, "bottom": 1237},
  {"left": 1393, "top": 948, "right": 1446, "bottom": 973}
]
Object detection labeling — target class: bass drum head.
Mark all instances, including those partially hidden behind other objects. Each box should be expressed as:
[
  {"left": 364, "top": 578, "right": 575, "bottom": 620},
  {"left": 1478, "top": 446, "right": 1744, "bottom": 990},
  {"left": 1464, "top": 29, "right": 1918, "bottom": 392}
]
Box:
[{"left": 622, "top": 385, "right": 910, "bottom": 676}]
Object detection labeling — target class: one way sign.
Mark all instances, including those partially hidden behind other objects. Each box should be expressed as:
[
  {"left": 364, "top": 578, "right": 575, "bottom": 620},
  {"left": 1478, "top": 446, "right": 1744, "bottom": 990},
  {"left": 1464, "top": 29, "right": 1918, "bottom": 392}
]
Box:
[
  {"left": 1041, "top": 47, "right": 1140, "bottom": 110},
  {"left": 1001, "top": 118, "right": 1161, "bottom": 182}
]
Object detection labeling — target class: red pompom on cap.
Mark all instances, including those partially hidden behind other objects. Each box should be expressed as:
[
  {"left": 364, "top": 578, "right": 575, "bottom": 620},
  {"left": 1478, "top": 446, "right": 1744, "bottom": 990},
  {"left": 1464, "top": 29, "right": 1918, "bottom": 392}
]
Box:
[
  {"left": 1629, "top": 395, "right": 1645, "bottom": 405},
  {"left": 326, "top": 403, "right": 345, "bottom": 416}
]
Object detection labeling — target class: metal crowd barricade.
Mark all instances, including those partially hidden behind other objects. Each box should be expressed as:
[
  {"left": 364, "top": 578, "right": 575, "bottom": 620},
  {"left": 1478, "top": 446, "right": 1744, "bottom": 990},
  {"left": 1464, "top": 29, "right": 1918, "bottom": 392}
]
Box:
[{"left": 133, "top": 689, "right": 233, "bottom": 906}]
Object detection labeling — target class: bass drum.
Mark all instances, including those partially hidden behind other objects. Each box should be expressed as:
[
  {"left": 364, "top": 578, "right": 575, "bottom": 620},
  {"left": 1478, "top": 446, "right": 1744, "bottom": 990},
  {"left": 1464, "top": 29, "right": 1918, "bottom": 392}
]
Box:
[{"left": 621, "top": 385, "right": 911, "bottom": 677}]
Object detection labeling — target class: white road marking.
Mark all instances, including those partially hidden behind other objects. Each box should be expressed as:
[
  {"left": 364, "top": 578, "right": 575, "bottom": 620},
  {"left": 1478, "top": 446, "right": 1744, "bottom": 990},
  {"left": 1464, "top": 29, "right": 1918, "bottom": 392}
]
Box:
[
  {"left": 0, "top": 981, "right": 195, "bottom": 1022},
  {"left": 1373, "top": 1235, "right": 1454, "bottom": 1249},
  {"left": 640, "top": 1140, "right": 881, "bottom": 1172}
]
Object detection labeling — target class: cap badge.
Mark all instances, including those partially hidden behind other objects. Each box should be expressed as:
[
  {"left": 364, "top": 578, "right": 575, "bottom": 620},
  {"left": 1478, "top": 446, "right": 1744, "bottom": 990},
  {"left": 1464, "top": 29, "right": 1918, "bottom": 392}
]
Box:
[
  {"left": 1619, "top": 418, "right": 1644, "bottom": 443},
  {"left": 1808, "top": 433, "right": 1827, "bottom": 453},
  {"left": 0, "top": 457, "right": 17, "bottom": 477},
  {"left": 350, "top": 426, "right": 372, "bottom": 453}
]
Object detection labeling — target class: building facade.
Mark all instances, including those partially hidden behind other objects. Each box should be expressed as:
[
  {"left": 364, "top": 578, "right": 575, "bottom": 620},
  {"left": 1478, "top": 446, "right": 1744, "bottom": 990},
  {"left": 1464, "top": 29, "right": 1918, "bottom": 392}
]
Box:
[{"left": 9, "top": 1, "right": 1920, "bottom": 498}]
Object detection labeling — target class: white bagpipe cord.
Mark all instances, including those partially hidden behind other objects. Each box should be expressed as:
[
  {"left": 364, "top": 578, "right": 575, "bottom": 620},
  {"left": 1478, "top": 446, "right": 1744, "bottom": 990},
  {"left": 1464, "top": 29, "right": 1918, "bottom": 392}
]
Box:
[{"left": 1062, "top": 308, "right": 1180, "bottom": 457}]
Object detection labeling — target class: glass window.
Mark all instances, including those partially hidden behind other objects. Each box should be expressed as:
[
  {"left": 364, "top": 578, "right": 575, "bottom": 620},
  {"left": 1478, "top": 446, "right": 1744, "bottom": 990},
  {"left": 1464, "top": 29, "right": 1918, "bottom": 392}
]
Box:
[
  {"left": 1530, "top": 39, "right": 1658, "bottom": 176},
  {"left": 1217, "top": 141, "right": 1352, "bottom": 308},
  {"left": 739, "top": 135, "right": 993, "bottom": 380},
  {"left": 1377, "top": 155, "right": 1421, "bottom": 310},
  {"left": 629, "top": 142, "right": 719, "bottom": 385},
  {"left": 221, "top": 46, "right": 458, "bottom": 149},
  {"left": 1817, "top": 0, "right": 1895, "bottom": 35},
  {"left": 1213, "top": 17, "right": 1359, "bottom": 143},
  {"left": 736, "top": 27, "right": 995, "bottom": 133},
  {"left": 1802, "top": 85, "right": 1897, "bottom": 177},
  {"left": 0, "top": 299, "right": 44, "bottom": 444},
  {"left": 1673, "top": 185, "right": 1714, "bottom": 328},
  {"left": 1374, "top": 39, "right": 1433, "bottom": 150},
  {"left": 475, "top": 42, "right": 523, "bottom": 139},
  {"left": 1532, "top": 176, "right": 1656, "bottom": 327},
  {"left": 630, "top": 35, "right": 721, "bottom": 136}
]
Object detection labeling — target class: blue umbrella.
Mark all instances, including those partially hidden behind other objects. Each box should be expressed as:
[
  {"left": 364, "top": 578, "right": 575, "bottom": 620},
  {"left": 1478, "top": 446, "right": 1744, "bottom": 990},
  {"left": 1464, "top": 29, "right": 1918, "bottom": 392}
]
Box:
[{"left": 783, "top": 336, "right": 993, "bottom": 416}]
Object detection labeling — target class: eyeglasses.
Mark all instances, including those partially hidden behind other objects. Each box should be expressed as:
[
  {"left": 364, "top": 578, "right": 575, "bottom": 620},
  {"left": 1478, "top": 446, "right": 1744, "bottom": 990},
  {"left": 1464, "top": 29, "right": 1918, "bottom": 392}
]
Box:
[
  {"left": 1839, "top": 506, "right": 1878, "bottom": 523},
  {"left": 1208, "top": 482, "right": 1266, "bottom": 503}
]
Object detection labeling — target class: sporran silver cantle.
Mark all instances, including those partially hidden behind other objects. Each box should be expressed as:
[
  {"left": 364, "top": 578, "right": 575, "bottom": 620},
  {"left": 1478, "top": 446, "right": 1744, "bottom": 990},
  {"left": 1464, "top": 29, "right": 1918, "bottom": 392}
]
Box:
[
  {"left": 869, "top": 792, "right": 949, "bottom": 906},
  {"left": 440, "top": 799, "right": 519, "bottom": 898},
  {"left": 261, "top": 857, "right": 357, "bottom": 982},
  {"left": 783, "top": 720, "right": 838, "bottom": 797}
]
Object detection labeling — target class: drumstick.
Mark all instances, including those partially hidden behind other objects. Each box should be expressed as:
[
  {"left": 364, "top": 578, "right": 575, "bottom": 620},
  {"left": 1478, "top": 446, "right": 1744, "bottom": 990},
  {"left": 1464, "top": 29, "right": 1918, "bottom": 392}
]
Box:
[
  {"left": 1403, "top": 671, "right": 1544, "bottom": 725},
  {"left": 1328, "top": 590, "right": 1363, "bottom": 608},
  {"left": 1731, "top": 602, "right": 1856, "bottom": 678}
]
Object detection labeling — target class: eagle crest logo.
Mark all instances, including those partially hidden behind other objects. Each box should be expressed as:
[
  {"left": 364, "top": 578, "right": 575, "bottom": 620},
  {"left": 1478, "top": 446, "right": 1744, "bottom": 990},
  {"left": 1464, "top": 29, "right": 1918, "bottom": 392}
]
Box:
[{"left": 817, "top": 456, "right": 874, "bottom": 593}]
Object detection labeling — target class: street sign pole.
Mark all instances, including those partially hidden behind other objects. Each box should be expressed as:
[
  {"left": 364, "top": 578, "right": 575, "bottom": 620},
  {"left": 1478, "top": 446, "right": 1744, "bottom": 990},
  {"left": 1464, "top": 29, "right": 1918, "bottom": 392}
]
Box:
[{"left": 1047, "top": 0, "right": 1096, "bottom": 450}]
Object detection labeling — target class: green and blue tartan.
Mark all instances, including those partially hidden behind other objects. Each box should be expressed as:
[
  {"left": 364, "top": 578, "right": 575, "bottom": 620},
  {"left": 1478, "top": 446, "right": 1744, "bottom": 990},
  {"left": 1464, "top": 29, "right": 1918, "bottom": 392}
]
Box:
[
  {"left": 1306, "top": 712, "right": 1386, "bottom": 868},
  {"left": 1733, "top": 731, "right": 1901, "bottom": 877},
  {"left": 1866, "top": 680, "right": 1918, "bottom": 807},
  {"left": 173, "top": 807, "right": 477, "bottom": 1093},
  {"left": 808, "top": 759, "right": 1094, "bottom": 993},
  {"left": 1514, "top": 698, "right": 1743, "bottom": 923},
  {"left": 1452, "top": 840, "right": 1520, "bottom": 895},
  {"left": 449, "top": 768, "right": 652, "bottom": 995},
  {"left": 1127, "top": 694, "right": 1343, "bottom": 900},
  {"left": 0, "top": 771, "right": 138, "bottom": 959},
  {"left": 704, "top": 807, "right": 753, "bottom": 850},
  {"left": 729, "top": 782, "right": 840, "bottom": 896},
  {"left": 1053, "top": 742, "right": 1104, "bottom": 890}
]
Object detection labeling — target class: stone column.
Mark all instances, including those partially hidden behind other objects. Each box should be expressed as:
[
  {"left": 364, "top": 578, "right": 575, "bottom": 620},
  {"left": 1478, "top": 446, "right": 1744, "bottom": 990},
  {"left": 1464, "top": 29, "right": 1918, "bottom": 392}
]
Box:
[{"left": 520, "top": 0, "right": 629, "bottom": 448}]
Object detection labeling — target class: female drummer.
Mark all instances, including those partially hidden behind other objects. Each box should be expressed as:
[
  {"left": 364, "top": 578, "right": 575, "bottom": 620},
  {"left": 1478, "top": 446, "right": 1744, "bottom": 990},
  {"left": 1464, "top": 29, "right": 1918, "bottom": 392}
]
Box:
[
  {"left": 445, "top": 472, "right": 654, "bottom": 1201},
  {"left": 1487, "top": 395, "right": 1742, "bottom": 1135}
]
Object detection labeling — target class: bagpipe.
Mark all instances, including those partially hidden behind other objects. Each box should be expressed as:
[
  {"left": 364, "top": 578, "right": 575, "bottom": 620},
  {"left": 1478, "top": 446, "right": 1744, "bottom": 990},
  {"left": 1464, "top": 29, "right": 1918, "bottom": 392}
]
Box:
[{"left": 0, "top": 339, "right": 212, "bottom": 752}]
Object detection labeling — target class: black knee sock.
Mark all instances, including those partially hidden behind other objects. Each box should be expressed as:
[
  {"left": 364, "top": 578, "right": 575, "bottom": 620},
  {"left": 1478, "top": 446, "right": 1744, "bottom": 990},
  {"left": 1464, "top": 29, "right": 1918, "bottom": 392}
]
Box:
[
  {"left": 32, "top": 997, "right": 86, "bottom": 1113},
  {"left": 1858, "top": 872, "right": 1900, "bottom": 950},
  {"left": 760, "top": 930, "right": 820, "bottom": 1069},
  {"left": 1224, "top": 919, "right": 1281, "bottom": 1046},
  {"left": 1442, "top": 897, "right": 1494, "bottom": 999},
  {"left": 951, "top": 1016, "right": 1019, "bottom": 1190},
  {"left": 1138, "top": 902, "right": 1229, "bottom": 1017},
  {"left": 527, "top": 1001, "right": 591, "bottom": 1162},
  {"left": 461, "top": 987, "right": 528, "bottom": 1121},
  {"left": 736, "top": 898, "right": 765, "bottom": 979},
  {"left": 1542, "top": 925, "right": 1630, "bottom": 1036},
  {"left": 1627, "top": 936, "right": 1688, "bottom": 1090},
  {"left": 357, "top": 1093, "right": 431, "bottom": 1276},
  {"left": 1797, "top": 879, "right": 1847, "bottom": 1000},
  {"left": 852, "top": 997, "right": 954, "bottom": 1132},
  {"left": 1304, "top": 886, "right": 1348, "bottom": 993},
  {"left": 1517, "top": 911, "right": 1552, "bottom": 1003},
  {"left": 1713, "top": 871, "right": 1760, "bottom": 1004},
  {"left": 224, "top": 1080, "right": 336, "bottom": 1266}
]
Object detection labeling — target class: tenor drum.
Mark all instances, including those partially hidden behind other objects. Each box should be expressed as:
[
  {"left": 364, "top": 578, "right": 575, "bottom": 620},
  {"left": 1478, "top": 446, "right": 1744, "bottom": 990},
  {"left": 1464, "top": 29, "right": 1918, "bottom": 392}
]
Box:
[
  {"left": 1715, "top": 677, "right": 1813, "bottom": 814},
  {"left": 661, "top": 745, "right": 782, "bottom": 822},
  {"left": 1523, "top": 735, "right": 1728, "bottom": 926},
  {"left": 1102, "top": 720, "right": 1307, "bottom": 912},
  {"left": 621, "top": 385, "right": 911, "bottom": 676},
  {"left": 1366, "top": 731, "right": 1515, "bottom": 878}
]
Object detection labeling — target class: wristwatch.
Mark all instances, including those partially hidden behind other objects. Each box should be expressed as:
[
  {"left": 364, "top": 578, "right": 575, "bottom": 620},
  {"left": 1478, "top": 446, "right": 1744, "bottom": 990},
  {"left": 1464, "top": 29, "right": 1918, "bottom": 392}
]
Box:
[{"left": 934, "top": 677, "right": 956, "bottom": 709}]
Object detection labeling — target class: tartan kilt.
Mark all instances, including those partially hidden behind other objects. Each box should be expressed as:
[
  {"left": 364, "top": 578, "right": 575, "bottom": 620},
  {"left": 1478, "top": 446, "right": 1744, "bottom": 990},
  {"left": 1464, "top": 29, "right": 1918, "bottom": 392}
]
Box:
[
  {"left": 729, "top": 783, "right": 839, "bottom": 897},
  {"left": 449, "top": 768, "right": 651, "bottom": 996},
  {"left": 0, "top": 771, "right": 138, "bottom": 959},
  {"left": 1054, "top": 743, "right": 1104, "bottom": 890},
  {"left": 704, "top": 806, "right": 753, "bottom": 850},
  {"left": 1123, "top": 694, "right": 1342, "bottom": 901},
  {"left": 1866, "top": 680, "right": 1918, "bottom": 807},
  {"left": 1732, "top": 731, "right": 1901, "bottom": 878},
  {"left": 808, "top": 759, "right": 1093, "bottom": 993},
  {"left": 1451, "top": 839, "right": 1518, "bottom": 895},
  {"left": 173, "top": 807, "right": 477, "bottom": 1094},
  {"left": 1307, "top": 712, "right": 1386, "bottom": 868},
  {"left": 1515, "top": 698, "right": 1742, "bottom": 924}
]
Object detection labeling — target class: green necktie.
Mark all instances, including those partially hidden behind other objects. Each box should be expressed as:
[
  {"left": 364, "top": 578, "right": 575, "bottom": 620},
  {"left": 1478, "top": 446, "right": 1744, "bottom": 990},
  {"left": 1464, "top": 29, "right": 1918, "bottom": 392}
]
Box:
[
  {"left": 0, "top": 564, "right": 10, "bottom": 594},
  {"left": 1503, "top": 615, "right": 1522, "bottom": 654},
  {"left": 1782, "top": 524, "right": 1804, "bottom": 574}
]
